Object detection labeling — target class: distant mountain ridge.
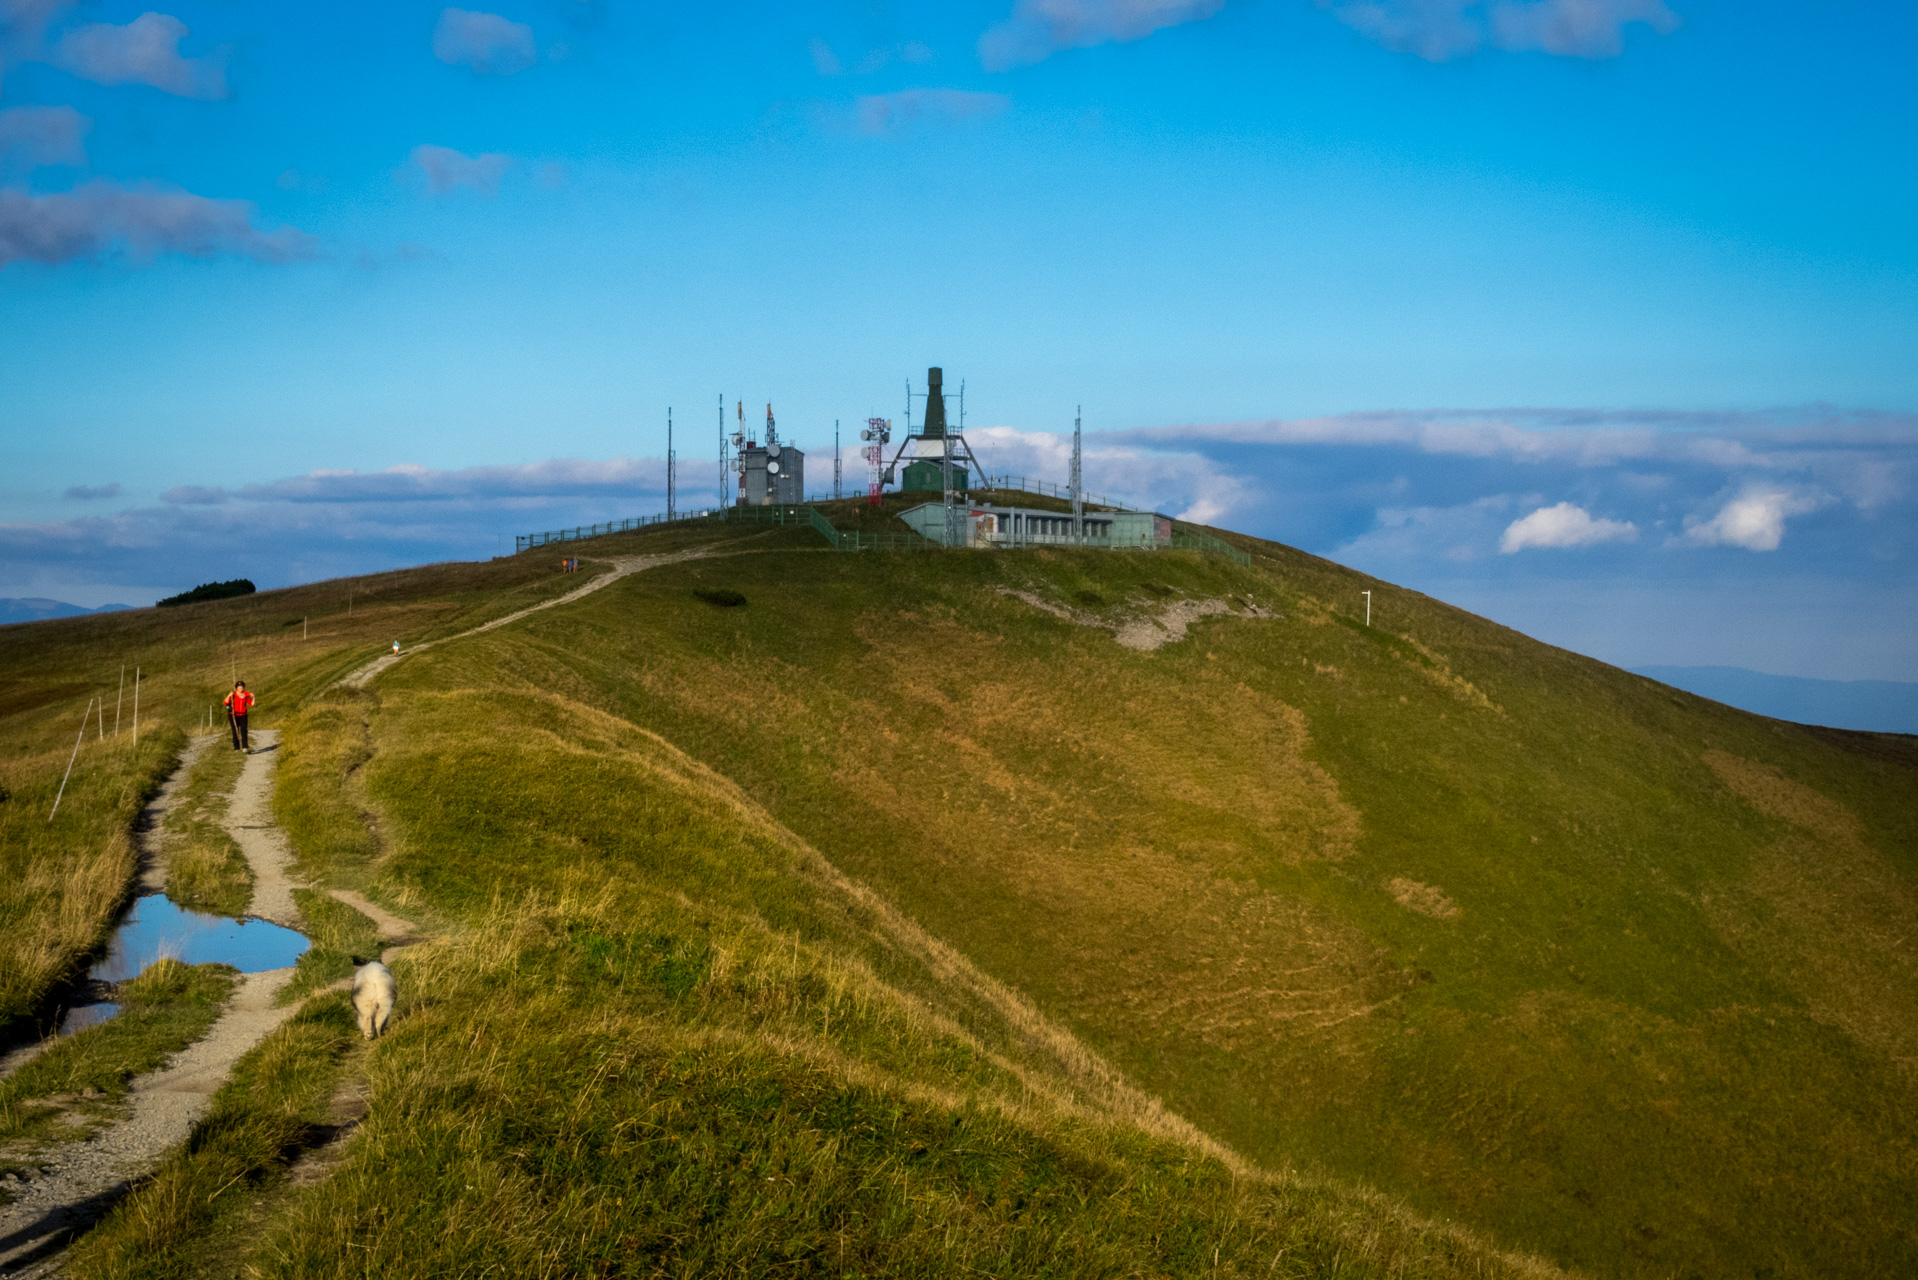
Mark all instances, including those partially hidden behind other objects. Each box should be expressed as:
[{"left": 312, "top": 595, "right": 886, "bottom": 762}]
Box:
[
  {"left": 1631, "top": 664, "right": 1918, "bottom": 735},
  {"left": 0, "top": 599, "right": 134, "bottom": 627}
]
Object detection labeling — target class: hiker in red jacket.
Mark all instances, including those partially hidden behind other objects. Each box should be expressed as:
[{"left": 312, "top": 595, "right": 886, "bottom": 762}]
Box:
[{"left": 224, "top": 681, "right": 255, "bottom": 752}]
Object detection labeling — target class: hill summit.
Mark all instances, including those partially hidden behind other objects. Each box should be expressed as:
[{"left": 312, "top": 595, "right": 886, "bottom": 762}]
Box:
[{"left": 2, "top": 496, "right": 1913, "bottom": 1278}]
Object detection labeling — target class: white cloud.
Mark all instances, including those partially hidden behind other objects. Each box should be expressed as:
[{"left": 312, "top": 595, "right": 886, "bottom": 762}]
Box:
[
  {"left": 807, "top": 36, "right": 842, "bottom": 76},
  {"left": 432, "top": 8, "right": 536, "bottom": 75},
  {"left": 0, "top": 180, "right": 316, "bottom": 267},
  {"left": 1336, "top": 495, "right": 1514, "bottom": 564},
  {"left": 1681, "top": 489, "right": 1823, "bottom": 552},
  {"left": 0, "top": 104, "right": 87, "bottom": 172},
  {"left": 1119, "top": 408, "right": 1918, "bottom": 510},
  {"left": 1491, "top": 0, "right": 1679, "bottom": 56},
  {"left": 1499, "top": 501, "right": 1637, "bottom": 552},
  {"left": 968, "top": 424, "right": 1252, "bottom": 524},
  {"left": 1321, "top": 0, "right": 1678, "bottom": 62},
  {"left": 980, "top": 0, "right": 1225, "bottom": 70},
  {"left": 53, "top": 12, "right": 226, "bottom": 98},
  {"left": 853, "top": 89, "right": 1008, "bottom": 135},
  {"left": 410, "top": 144, "right": 512, "bottom": 196}
]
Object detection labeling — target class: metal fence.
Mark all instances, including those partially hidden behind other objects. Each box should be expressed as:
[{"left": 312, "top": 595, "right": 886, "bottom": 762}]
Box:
[
  {"left": 977, "top": 474, "right": 1140, "bottom": 513},
  {"left": 1169, "top": 532, "right": 1252, "bottom": 566},
  {"left": 516, "top": 507, "right": 724, "bottom": 552},
  {"left": 517, "top": 495, "right": 1249, "bottom": 565}
]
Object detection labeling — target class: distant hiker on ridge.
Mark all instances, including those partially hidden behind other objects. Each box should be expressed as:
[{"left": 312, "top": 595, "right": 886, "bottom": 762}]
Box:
[{"left": 224, "top": 680, "right": 255, "bottom": 753}]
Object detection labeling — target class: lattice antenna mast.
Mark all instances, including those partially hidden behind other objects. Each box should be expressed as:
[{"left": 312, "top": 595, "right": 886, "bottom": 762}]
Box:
[
  {"left": 717, "top": 394, "right": 726, "bottom": 506},
  {"left": 666, "top": 406, "right": 675, "bottom": 520},
  {"left": 834, "top": 420, "right": 842, "bottom": 499},
  {"left": 731, "top": 401, "right": 747, "bottom": 503},
  {"left": 1071, "top": 406, "right": 1084, "bottom": 545},
  {"left": 861, "top": 417, "right": 891, "bottom": 506}
]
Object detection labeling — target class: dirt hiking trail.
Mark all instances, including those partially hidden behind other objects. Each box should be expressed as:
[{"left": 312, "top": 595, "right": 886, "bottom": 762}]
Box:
[
  {"left": 339, "top": 547, "right": 713, "bottom": 689},
  {"left": 221, "top": 735, "right": 300, "bottom": 930},
  {"left": 1, "top": 732, "right": 319, "bottom": 1275}
]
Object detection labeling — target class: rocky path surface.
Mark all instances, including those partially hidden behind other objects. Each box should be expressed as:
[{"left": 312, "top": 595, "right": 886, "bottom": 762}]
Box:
[
  {"left": 338, "top": 547, "right": 713, "bottom": 689},
  {"left": 133, "top": 735, "right": 216, "bottom": 897},
  {"left": 0, "top": 737, "right": 304, "bottom": 1275},
  {"left": 220, "top": 734, "right": 300, "bottom": 930}
]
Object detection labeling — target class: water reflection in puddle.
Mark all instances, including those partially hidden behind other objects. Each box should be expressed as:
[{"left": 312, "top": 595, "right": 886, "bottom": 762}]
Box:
[{"left": 58, "top": 895, "right": 310, "bottom": 1035}]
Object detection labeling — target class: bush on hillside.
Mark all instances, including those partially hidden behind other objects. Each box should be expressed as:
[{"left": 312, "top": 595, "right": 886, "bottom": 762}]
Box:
[
  {"left": 157, "top": 579, "right": 256, "bottom": 608},
  {"left": 693, "top": 588, "right": 746, "bottom": 608}
]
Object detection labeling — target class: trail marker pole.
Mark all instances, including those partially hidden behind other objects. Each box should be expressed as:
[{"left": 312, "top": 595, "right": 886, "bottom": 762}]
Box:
[
  {"left": 303, "top": 617, "right": 308, "bottom": 640},
  {"left": 132, "top": 668, "right": 139, "bottom": 748},
  {"left": 1363, "top": 591, "right": 1372, "bottom": 627},
  {"left": 115, "top": 666, "right": 124, "bottom": 737},
  {"left": 49, "top": 698, "right": 94, "bottom": 821}
]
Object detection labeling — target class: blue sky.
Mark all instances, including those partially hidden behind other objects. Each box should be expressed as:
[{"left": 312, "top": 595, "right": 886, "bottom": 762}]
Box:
[{"left": 2, "top": 0, "right": 1914, "bottom": 680}]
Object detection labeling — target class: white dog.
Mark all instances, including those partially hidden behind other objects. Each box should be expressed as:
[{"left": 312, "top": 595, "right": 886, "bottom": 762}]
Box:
[{"left": 352, "top": 960, "right": 396, "bottom": 1040}]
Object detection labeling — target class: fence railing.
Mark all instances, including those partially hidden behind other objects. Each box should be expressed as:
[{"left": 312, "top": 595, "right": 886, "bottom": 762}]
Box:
[
  {"left": 516, "top": 507, "right": 724, "bottom": 552},
  {"left": 517, "top": 493, "right": 1249, "bottom": 565},
  {"left": 1169, "top": 532, "right": 1252, "bottom": 566},
  {"left": 977, "top": 474, "right": 1141, "bottom": 513}
]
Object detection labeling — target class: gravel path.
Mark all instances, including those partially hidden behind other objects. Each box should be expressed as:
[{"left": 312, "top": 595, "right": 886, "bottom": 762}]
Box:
[
  {"left": 134, "top": 734, "right": 216, "bottom": 896},
  {"left": 221, "top": 733, "right": 301, "bottom": 931},
  {"left": 0, "top": 735, "right": 306, "bottom": 1275},
  {"left": 337, "top": 547, "right": 713, "bottom": 689}
]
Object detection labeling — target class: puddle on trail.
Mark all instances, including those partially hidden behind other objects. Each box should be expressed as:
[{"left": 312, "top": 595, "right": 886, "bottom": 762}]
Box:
[{"left": 57, "top": 895, "right": 309, "bottom": 1035}]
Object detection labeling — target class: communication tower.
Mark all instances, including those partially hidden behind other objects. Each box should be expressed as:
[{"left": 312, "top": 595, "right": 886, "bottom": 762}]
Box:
[{"left": 861, "top": 417, "right": 891, "bottom": 505}]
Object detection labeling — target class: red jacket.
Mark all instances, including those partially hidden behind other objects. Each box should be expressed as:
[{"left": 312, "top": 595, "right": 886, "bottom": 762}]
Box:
[{"left": 225, "top": 689, "right": 255, "bottom": 715}]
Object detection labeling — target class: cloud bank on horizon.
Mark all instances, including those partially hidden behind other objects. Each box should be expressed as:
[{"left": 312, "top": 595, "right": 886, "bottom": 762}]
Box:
[{"left": 6, "top": 406, "right": 1912, "bottom": 680}]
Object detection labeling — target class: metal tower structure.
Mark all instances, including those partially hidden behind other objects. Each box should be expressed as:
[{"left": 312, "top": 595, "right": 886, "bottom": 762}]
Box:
[
  {"left": 834, "top": 420, "right": 842, "bottom": 499},
  {"left": 1071, "top": 405, "right": 1084, "bottom": 544},
  {"left": 666, "top": 406, "right": 675, "bottom": 520},
  {"left": 861, "top": 417, "right": 890, "bottom": 505},
  {"left": 885, "top": 367, "right": 984, "bottom": 519},
  {"left": 717, "top": 393, "right": 727, "bottom": 506}
]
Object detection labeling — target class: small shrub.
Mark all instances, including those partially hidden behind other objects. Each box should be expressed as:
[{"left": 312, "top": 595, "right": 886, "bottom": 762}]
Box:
[
  {"left": 1074, "top": 589, "right": 1106, "bottom": 608},
  {"left": 694, "top": 588, "right": 747, "bottom": 608}
]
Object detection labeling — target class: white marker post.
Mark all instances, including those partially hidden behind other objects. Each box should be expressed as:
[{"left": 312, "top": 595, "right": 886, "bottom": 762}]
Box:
[
  {"left": 132, "top": 667, "right": 139, "bottom": 748},
  {"left": 1363, "top": 590, "right": 1372, "bottom": 627},
  {"left": 115, "top": 665, "right": 124, "bottom": 736},
  {"left": 48, "top": 698, "right": 94, "bottom": 822}
]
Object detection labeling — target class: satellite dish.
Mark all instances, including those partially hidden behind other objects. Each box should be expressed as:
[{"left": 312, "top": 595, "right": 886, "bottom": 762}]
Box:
[
  {"left": 768, "top": 444, "right": 781, "bottom": 458},
  {"left": 767, "top": 461, "right": 781, "bottom": 474}
]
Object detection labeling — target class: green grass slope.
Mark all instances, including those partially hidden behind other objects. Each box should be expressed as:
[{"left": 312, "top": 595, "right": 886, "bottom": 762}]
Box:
[
  {"left": 359, "top": 511, "right": 1912, "bottom": 1279},
  {"left": 2, "top": 506, "right": 1912, "bottom": 1278}
]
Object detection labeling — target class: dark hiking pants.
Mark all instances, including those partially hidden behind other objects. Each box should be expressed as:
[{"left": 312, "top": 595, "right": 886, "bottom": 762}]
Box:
[{"left": 231, "top": 712, "right": 249, "bottom": 750}]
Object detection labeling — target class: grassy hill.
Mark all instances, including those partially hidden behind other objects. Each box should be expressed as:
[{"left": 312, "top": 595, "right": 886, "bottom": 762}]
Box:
[{"left": 3, "top": 499, "right": 1914, "bottom": 1277}]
